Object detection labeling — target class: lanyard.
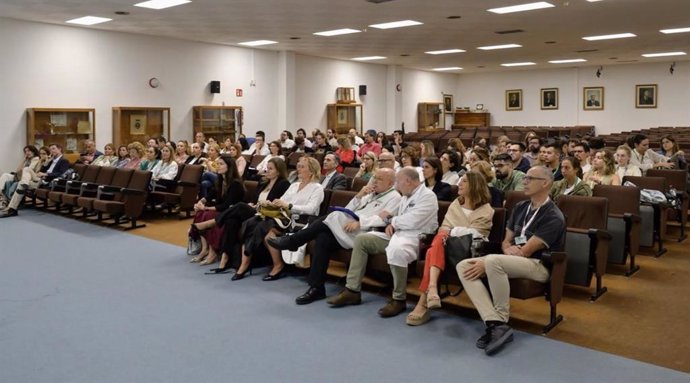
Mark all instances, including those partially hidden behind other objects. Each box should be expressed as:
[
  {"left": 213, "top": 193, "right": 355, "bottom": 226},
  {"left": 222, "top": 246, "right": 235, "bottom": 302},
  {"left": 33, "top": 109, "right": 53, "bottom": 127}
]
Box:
[
  {"left": 521, "top": 199, "right": 548, "bottom": 237},
  {"left": 357, "top": 187, "right": 395, "bottom": 211}
]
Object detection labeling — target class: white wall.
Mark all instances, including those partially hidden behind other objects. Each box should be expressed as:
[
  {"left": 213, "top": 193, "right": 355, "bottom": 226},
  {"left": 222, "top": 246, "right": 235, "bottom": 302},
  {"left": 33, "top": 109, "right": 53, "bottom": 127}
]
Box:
[
  {"left": 0, "top": 18, "right": 280, "bottom": 169},
  {"left": 401, "top": 69, "right": 457, "bottom": 131},
  {"left": 455, "top": 62, "right": 690, "bottom": 135}
]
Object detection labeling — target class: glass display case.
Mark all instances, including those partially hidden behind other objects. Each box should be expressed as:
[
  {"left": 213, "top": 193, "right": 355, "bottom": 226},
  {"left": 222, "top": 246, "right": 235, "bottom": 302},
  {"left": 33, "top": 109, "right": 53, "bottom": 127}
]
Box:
[{"left": 26, "top": 108, "right": 95, "bottom": 153}]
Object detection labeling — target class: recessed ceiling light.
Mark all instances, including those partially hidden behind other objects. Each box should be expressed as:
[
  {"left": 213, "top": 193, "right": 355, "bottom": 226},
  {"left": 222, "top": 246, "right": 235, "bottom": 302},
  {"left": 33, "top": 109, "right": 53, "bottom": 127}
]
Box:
[
  {"left": 114, "top": 11, "right": 130, "bottom": 15},
  {"left": 660, "top": 27, "right": 690, "bottom": 34},
  {"left": 501, "top": 62, "right": 536, "bottom": 67},
  {"left": 290, "top": 37, "right": 301, "bottom": 40},
  {"left": 477, "top": 44, "right": 522, "bottom": 50},
  {"left": 352, "top": 56, "right": 386, "bottom": 61},
  {"left": 641, "top": 52, "right": 686, "bottom": 58},
  {"left": 548, "top": 58, "right": 587, "bottom": 64},
  {"left": 313, "top": 28, "right": 361, "bottom": 37},
  {"left": 66, "top": 16, "right": 112, "bottom": 25},
  {"left": 582, "top": 33, "right": 636, "bottom": 41},
  {"left": 134, "top": 0, "right": 191, "bottom": 9},
  {"left": 425, "top": 49, "right": 466, "bottom": 55},
  {"left": 433, "top": 67, "right": 463, "bottom": 71},
  {"left": 368, "top": 20, "right": 423, "bottom": 29},
  {"left": 447, "top": 16, "right": 461, "bottom": 19},
  {"left": 488, "top": 2, "right": 555, "bottom": 14},
  {"left": 586, "top": 0, "right": 604, "bottom": 2},
  {"left": 238, "top": 40, "right": 278, "bottom": 47}
]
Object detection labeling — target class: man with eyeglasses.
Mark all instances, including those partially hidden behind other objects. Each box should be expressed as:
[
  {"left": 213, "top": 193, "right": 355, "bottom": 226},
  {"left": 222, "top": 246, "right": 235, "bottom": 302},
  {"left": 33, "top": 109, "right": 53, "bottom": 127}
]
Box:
[
  {"left": 458, "top": 166, "right": 565, "bottom": 356},
  {"left": 507, "top": 142, "right": 530, "bottom": 173},
  {"left": 490, "top": 153, "right": 524, "bottom": 193}
]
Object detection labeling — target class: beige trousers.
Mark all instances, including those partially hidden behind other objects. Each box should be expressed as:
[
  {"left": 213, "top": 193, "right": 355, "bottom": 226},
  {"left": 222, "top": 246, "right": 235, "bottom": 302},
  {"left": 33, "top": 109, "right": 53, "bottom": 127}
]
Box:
[{"left": 8, "top": 168, "right": 40, "bottom": 210}]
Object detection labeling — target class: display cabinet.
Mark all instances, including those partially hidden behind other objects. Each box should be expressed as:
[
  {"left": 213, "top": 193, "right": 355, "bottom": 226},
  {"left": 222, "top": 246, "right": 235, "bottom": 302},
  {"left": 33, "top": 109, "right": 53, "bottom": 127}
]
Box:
[
  {"left": 193, "top": 106, "right": 242, "bottom": 143},
  {"left": 327, "top": 103, "right": 363, "bottom": 135},
  {"left": 112, "top": 107, "right": 170, "bottom": 147},
  {"left": 417, "top": 102, "right": 444, "bottom": 131},
  {"left": 452, "top": 111, "right": 490, "bottom": 128},
  {"left": 26, "top": 108, "right": 95, "bottom": 153}
]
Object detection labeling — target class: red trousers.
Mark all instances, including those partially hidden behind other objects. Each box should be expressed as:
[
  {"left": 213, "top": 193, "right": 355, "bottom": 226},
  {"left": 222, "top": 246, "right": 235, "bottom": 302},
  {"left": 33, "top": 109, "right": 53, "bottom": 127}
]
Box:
[{"left": 419, "top": 231, "right": 449, "bottom": 292}]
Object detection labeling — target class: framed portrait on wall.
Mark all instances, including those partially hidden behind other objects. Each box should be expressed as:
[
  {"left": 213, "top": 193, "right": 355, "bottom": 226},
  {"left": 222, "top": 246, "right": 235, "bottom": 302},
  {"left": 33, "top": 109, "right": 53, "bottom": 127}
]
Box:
[
  {"left": 505, "top": 89, "right": 522, "bottom": 111},
  {"left": 541, "top": 88, "right": 558, "bottom": 110},
  {"left": 583, "top": 87, "right": 604, "bottom": 110},
  {"left": 636, "top": 84, "right": 657, "bottom": 108},
  {"left": 443, "top": 94, "right": 453, "bottom": 113}
]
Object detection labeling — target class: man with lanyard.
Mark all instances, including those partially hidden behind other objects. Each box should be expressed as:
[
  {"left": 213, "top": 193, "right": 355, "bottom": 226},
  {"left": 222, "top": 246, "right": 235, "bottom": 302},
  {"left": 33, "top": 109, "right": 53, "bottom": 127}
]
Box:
[
  {"left": 458, "top": 166, "right": 565, "bottom": 355},
  {"left": 326, "top": 167, "right": 438, "bottom": 317},
  {"left": 490, "top": 153, "right": 524, "bottom": 193},
  {"left": 267, "top": 168, "right": 401, "bottom": 305}
]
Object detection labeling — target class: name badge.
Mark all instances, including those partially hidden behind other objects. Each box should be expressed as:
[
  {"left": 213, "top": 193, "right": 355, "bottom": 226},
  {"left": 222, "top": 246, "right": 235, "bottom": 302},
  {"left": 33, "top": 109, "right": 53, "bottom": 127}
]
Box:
[{"left": 515, "top": 235, "right": 527, "bottom": 245}]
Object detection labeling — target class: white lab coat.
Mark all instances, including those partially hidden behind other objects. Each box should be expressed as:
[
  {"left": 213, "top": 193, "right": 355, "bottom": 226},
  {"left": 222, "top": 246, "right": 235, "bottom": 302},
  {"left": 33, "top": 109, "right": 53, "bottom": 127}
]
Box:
[{"left": 323, "top": 188, "right": 401, "bottom": 249}]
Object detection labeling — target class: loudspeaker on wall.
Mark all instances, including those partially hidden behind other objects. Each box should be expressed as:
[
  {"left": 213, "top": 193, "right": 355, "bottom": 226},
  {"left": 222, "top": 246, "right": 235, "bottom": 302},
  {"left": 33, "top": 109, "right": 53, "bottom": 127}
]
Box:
[
  {"left": 359, "top": 85, "right": 367, "bottom": 96},
  {"left": 210, "top": 81, "right": 221, "bottom": 94}
]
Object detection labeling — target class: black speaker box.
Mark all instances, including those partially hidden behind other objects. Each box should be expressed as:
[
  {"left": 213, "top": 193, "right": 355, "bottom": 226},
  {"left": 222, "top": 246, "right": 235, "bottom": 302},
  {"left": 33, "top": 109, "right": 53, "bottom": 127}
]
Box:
[
  {"left": 359, "top": 85, "right": 367, "bottom": 96},
  {"left": 210, "top": 81, "right": 221, "bottom": 94}
]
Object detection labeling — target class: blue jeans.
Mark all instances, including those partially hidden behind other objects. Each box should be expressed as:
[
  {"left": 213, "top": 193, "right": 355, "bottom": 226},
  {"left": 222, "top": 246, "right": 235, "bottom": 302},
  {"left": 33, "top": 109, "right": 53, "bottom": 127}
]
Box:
[{"left": 200, "top": 171, "right": 218, "bottom": 200}]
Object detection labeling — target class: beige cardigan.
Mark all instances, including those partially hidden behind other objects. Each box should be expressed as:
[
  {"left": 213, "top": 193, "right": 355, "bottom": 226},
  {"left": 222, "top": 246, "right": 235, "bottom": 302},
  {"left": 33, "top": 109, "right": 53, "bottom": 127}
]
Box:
[{"left": 440, "top": 200, "right": 494, "bottom": 238}]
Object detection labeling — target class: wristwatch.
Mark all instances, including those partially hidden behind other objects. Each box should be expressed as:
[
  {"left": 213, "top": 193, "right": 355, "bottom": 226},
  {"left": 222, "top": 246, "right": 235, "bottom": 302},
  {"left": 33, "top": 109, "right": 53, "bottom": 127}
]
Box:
[{"left": 288, "top": 203, "right": 293, "bottom": 210}]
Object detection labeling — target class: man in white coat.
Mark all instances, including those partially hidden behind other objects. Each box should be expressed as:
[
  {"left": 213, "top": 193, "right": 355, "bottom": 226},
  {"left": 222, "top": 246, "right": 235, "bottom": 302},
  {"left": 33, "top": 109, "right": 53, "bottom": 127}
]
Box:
[
  {"left": 267, "top": 168, "right": 401, "bottom": 305},
  {"left": 327, "top": 167, "right": 438, "bottom": 317}
]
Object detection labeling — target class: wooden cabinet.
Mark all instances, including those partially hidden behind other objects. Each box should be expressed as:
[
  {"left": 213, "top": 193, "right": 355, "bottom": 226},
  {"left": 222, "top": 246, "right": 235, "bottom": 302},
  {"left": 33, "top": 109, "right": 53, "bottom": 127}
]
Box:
[
  {"left": 112, "top": 107, "right": 170, "bottom": 147},
  {"left": 193, "top": 106, "right": 242, "bottom": 143},
  {"left": 417, "top": 102, "right": 444, "bottom": 131},
  {"left": 452, "top": 112, "right": 490, "bottom": 128},
  {"left": 26, "top": 108, "right": 95, "bottom": 153},
  {"left": 327, "top": 103, "right": 363, "bottom": 135}
]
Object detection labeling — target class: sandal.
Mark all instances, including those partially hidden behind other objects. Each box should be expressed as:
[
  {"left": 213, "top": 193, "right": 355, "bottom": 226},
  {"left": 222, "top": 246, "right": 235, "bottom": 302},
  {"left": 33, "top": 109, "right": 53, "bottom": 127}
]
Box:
[
  {"left": 426, "top": 290, "right": 442, "bottom": 310},
  {"left": 406, "top": 309, "right": 431, "bottom": 326}
]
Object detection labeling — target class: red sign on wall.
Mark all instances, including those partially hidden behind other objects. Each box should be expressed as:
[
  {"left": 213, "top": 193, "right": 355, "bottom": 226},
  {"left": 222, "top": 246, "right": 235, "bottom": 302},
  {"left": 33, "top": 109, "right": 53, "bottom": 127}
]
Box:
[{"left": 236, "top": 89, "right": 243, "bottom": 97}]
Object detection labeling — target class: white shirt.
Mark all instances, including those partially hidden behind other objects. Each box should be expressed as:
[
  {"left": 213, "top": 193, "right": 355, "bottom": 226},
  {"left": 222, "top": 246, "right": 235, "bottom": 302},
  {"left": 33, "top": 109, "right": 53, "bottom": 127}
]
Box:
[
  {"left": 256, "top": 154, "right": 284, "bottom": 174},
  {"left": 630, "top": 148, "right": 667, "bottom": 174},
  {"left": 151, "top": 161, "right": 178, "bottom": 181},
  {"left": 321, "top": 170, "right": 337, "bottom": 188},
  {"left": 46, "top": 155, "right": 63, "bottom": 174},
  {"left": 242, "top": 143, "right": 270, "bottom": 156},
  {"left": 281, "top": 182, "right": 324, "bottom": 216},
  {"left": 442, "top": 171, "right": 460, "bottom": 186},
  {"left": 281, "top": 139, "right": 295, "bottom": 149}
]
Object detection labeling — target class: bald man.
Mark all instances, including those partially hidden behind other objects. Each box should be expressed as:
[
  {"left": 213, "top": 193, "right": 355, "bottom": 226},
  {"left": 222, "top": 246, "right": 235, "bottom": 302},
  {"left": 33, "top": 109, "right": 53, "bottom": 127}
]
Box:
[
  {"left": 458, "top": 166, "right": 565, "bottom": 356},
  {"left": 268, "top": 168, "right": 401, "bottom": 305}
]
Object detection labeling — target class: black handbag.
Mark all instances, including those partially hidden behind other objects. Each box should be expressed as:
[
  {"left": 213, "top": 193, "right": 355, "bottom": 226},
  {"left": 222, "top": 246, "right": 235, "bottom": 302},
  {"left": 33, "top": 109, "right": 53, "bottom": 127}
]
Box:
[{"left": 444, "top": 234, "right": 474, "bottom": 267}]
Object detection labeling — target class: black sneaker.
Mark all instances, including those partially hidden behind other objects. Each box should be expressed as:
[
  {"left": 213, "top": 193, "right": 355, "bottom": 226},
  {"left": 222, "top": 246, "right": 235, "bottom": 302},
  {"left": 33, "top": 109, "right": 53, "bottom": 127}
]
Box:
[
  {"left": 485, "top": 324, "right": 514, "bottom": 356},
  {"left": 476, "top": 327, "right": 492, "bottom": 349}
]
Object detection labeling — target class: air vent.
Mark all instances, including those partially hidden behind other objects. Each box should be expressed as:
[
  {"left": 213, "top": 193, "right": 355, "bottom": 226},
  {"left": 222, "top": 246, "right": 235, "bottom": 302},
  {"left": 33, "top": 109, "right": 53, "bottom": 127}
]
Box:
[
  {"left": 544, "top": 41, "right": 556, "bottom": 44},
  {"left": 575, "top": 49, "right": 599, "bottom": 53},
  {"left": 618, "top": 60, "right": 639, "bottom": 63},
  {"left": 366, "top": 0, "right": 396, "bottom": 4},
  {"left": 495, "top": 29, "right": 524, "bottom": 35}
]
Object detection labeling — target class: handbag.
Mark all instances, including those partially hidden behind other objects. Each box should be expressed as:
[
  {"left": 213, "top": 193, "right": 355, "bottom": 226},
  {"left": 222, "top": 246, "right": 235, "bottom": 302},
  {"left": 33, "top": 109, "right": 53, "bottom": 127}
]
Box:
[
  {"left": 257, "top": 204, "right": 292, "bottom": 229},
  {"left": 444, "top": 234, "right": 474, "bottom": 267},
  {"left": 187, "top": 235, "right": 201, "bottom": 256}
]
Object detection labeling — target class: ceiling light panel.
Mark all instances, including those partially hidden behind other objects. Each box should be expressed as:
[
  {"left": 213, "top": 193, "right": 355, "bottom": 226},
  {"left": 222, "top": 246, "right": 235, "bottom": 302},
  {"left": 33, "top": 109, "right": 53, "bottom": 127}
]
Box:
[
  {"left": 548, "top": 59, "right": 587, "bottom": 63},
  {"left": 352, "top": 56, "right": 386, "bottom": 61},
  {"left": 134, "top": 0, "right": 191, "bottom": 9},
  {"left": 238, "top": 40, "right": 278, "bottom": 46},
  {"left": 582, "top": 33, "right": 636, "bottom": 41},
  {"left": 641, "top": 52, "right": 686, "bottom": 58},
  {"left": 425, "top": 49, "right": 466, "bottom": 55},
  {"left": 488, "top": 2, "right": 555, "bottom": 14},
  {"left": 433, "top": 67, "right": 463, "bottom": 71},
  {"left": 368, "top": 20, "right": 423, "bottom": 29},
  {"left": 477, "top": 44, "right": 522, "bottom": 50},
  {"left": 66, "top": 16, "right": 112, "bottom": 25},
  {"left": 660, "top": 27, "right": 690, "bottom": 34},
  {"left": 501, "top": 62, "right": 536, "bottom": 67},
  {"left": 313, "top": 28, "right": 361, "bottom": 37}
]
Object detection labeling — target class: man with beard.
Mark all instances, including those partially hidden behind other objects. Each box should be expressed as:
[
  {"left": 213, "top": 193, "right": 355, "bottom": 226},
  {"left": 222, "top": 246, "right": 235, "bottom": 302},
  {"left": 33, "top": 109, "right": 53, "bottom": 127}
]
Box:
[
  {"left": 490, "top": 153, "right": 524, "bottom": 193},
  {"left": 524, "top": 136, "right": 541, "bottom": 166},
  {"left": 507, "top": 142, "right": 531, "bottom": 173}
]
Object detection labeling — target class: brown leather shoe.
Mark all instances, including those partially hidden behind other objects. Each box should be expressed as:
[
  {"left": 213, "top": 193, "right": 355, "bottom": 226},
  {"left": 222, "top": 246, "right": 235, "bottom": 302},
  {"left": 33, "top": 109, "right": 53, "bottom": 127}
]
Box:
[
  {"left": 326, "top": 289, "right": 361, "bottom": 307},
  {"left": 378, "top": 299, "right": 407, "bottom": 318}
]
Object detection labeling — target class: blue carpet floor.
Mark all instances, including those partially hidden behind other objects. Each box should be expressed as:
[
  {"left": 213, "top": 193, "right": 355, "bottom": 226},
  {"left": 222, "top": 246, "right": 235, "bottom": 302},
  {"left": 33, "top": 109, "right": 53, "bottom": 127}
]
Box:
[{"left": 1, "top": 210, "right": 688, "bottom": 383}]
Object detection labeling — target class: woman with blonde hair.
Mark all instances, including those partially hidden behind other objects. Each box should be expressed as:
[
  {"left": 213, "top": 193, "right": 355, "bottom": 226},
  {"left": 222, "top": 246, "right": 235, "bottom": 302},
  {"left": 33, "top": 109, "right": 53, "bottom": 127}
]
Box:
[
  {"left": 174, "top": 140, "right": 190, "bottom": 165},
  {"left": 92, "top": 144, "right": 118, "bottom": 167},
  {"left": 614, "top": 145, "right": 642, "bottom": 179},
  {"left": 124, "top": 142, "right": 145, "bottom": 170},
  {"left": 335, "top": 136, "right": 356, "bottom": 171},
  {"left": 584, "top": 149, "right": 621, "bottom": 188},
  {"left": 420, "top": 140, "right": 436, "bottom": 165},
  {"left": 355, "top": 151, "right": 378, "bottom": 181},
  {"left": 407, "top": 171, "right": 494, "bottom": 326}
]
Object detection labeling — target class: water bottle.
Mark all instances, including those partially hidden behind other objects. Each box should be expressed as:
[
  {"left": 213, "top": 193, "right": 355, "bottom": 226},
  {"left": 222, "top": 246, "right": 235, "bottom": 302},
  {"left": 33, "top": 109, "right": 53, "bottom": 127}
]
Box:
[
  {"left": 291, "top": 213, "right": 300, "bottom": 231},
  {"left": 668, "top": 185, "right": 678, "bottom": 207}
]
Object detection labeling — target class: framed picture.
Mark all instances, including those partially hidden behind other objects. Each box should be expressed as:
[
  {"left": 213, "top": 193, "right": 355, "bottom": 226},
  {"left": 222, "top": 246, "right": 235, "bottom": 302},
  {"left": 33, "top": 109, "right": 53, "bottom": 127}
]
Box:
[
  {"left": 541, "top": 88, "right": 558, "bottom": 110},
  {"left": 583, "top": 87, "right": 604, "bottom": 110},
  {"left": 130, "top": 114, "right": 147, "bottom": 135},
  {"left": 505, "top": 89, "right": 522, "bottom": 111},
  {"left": 636, "top": 84, "right": 657, "bottom": 108},
  {"left": 443, "top": 94, "right": 453, "bottom": 113}
]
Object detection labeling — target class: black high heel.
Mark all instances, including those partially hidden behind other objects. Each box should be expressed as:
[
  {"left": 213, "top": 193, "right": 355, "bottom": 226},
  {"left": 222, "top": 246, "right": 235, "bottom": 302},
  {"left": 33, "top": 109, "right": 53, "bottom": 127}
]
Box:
[
  {"left": 262, "top": 269, "right": 286, "bottom": 282},
  {"left": 205, "top": 266, "right": 231, "bottom": 275},
  {"left": 231, "top": 268, "right": 252, "bottom": 281}
]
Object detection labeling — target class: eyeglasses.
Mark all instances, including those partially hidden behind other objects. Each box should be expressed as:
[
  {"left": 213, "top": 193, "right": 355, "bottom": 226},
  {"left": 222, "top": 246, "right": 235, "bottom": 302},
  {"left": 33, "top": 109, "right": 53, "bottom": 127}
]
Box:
[
  {"left": 523, "top": 175, "right": 547, "bottom": 182},
  {"left": 379, "top": 158, "right": 393, "bottom": 162}
]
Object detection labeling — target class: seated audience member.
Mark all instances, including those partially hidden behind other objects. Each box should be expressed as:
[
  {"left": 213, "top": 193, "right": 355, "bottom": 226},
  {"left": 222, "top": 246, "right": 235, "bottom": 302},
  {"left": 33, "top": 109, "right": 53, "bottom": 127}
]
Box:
[
  {"left": 423, "top": 156, "right": 453, "bottom": 201},
  {"left": 255, "top": 141, "right": 285, "bottom": 176},
  {"left": 377, "top": 132, "right": 392, "bottom": 153},
  {"left": 220, "top": 137, "right": 233, "bottom": 154},
  {"left": 447, "top": 138, "right": 466, "bottom": 160},
  {"left": 407, "top": 172, "right": 494, "bottom": 325},
  {"left": 391, "top": 130, "right": 408, "bottom": 156},
  {"left": 491, "top": 135, "right": 510, "bottom": 159},
  {"left": 507, "top": 142, "right": 530, "bottom": 173},
  {"left": 324, "top": 128, "right": 338, "bottom": 148},
  {"left": 150, "top": 145, "right": 179, "bottom": 190},
  {"left": 400, "top": 146, "right": 423, "bottom": 181},
  {"left": 92, "top": 143, "right": 118, "bottom": 167},
  {"left": 267, "top": 168, "right": 401, "bottom": 304},
  {"left": 189, "top": 157, "right": 246, "bottom": 266},
  {"left": 0, "top": 144, "right": 69, "bottom": 218},
  {"left": 320, "top": 153, "right": 348, "bottom": 190},
  {"left": 224, "top": 142, "right": 246, "bottom": 177},
  {"left": 335, "top": 137, "right": 356, "bottom": 171},
  {"left": 237, "top": 135, "right": 249, "bottom": 151},
  {"left": 78, "top": 139, "right": 103, "bottom": 165},
  {"left": 470, "top": 160, "right": 503, "bottom": 208},
  {"left": 550, "top": 156, "right": 592, "bottom": 200},
  {"left": 124, "top": 142, "right": 145, "bottom": 170},
  {"left": 572, "top": 141, "right": 591, "bottom": 173},
  {"left": 472, "top": 136, "right": 489, "bottom": 151},
  {"left": 139, "top": 147, "right": 160, "bottom": 171},
  {"left": 147, "top": 138, "right": 162, "bottom": 159},
  {"left": 659, "top": 135, "right": 687, "bottom": 170},
  {"left": 355, "top": 151, "right": 378, "bottom": 182},
  {"left": 174, "top": 140, "right": 190, "bottom": 165},
  {"left": 327, "top": 167, "right": 438, "bottom": 317},
  {"left": 614, "top": 145, "right": 642, "bottom": 179},
  {"left": 583, "top": 150, "right": 621, "bottom": 188},
  {"left": 195, "top": 132, "right": 208, "bottom": 153},
  {"left": 542, "top": 143, "right": 563, "bottom": 181},
  {"left": 312, "top": 132, "right": 332, "bottom": 154},
  {"left": 440, "top": 150, "right": 463, "bottom": 185},
  {"left": 296, "top": 128, "right": 313, "bottom": 149},
  {"left": 566, "top": 139, "right": 579, "bottom": 157},
  {"left": 115, "top": 145, "right": 130, "bottom": 168},
  {"left": 458, "top": 166, "right": 565, "bottom": 355},
  {"left": 242, "top": 133, "right": 270, "bottom": 156},
  {"left": 185, "top": 142, "right": 206, "bottom": 165},
  {"left": 467, "top": 147, "right": 490, "bottom": 170},
  {"left": 348, "top": 128, "right": 364, "bottom": 147},
  {"left": 199, "top": 144, "right": 222, "bottom": 199},
  {"left": 234, "top": 157, "right": 324, "bottom": 281},
  {"left": 377, "top": 152, "right": 398, "bottom": 171},
  {"left": 419, "top": 140, "right": 436, "bottom": 165},
  {"left": 490, "top": 153, "right": 524, "bottom": 193},
  {"left": 0, "top": 146, "right": 41, "bottom": 207},
  {"left": 292, "top": 136, "right": 314, "bottom": 154},
  {"left": 524, "top": 136, "right": 541, "bottom": 165},
  {"left": 280, "top": 130, "right": 295, "bottom": 150},
  {"left": 358, "top": 130, "right": 382, "bottom": 159}
]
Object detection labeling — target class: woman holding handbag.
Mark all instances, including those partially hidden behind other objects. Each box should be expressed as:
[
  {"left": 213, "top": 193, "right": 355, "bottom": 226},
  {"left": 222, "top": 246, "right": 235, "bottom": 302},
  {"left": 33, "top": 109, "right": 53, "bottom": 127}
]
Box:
[{"left": 406, "top": 171, "right": 494, "bottom": 326}]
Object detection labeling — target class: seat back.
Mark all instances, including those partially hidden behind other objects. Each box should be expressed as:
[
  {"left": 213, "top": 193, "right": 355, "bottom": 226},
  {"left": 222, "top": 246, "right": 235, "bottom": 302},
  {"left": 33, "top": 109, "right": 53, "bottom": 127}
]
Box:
[
  {"left": 243, "top": 180, "right": 258, "bottom": 204},
  {"left": 72, "top": 163, "right": 87, "bottom": 178},
  {"left": 249, "top": 155, "right": 265, "bottom": 168},
  {"left": 593, "top": 184, "right": 640, "bottom": 216},
  {"left": 342, "top": 167, "right": 360, "bottom": 179},
  {"left": 94, "top": 166, "right": 117, "bottom": 186},
  {"left": 623, "top": 175, "right": 665, "bottom": 192},
  {"left": 488, "top": 208, "right": 506, "bottom": 243},
  {"left": 174, "top": 163, "right": 186, "bottom": 181},
  {"left": 127, "top": 170, "right": 153, "bottom": 193},
  {"left": 110, "top": 168, "right": 134, "bottom": 188},
  {"left": 351, "top": 177, "right": 369, "bottom": 192},
  {"left": 177, "top": 164, "right": 203, "bottom": 185},
  {"left": 81, "top": 165, "right": 101, "bottom": 183},
  {"left": 329, "top": 190, "right": 357, "bottom": 208},
  {"left": 437, "top": 201, "right": 452, "bottom": 227},
  {"left": 287, "top": 152, "right": 305, "bottom": 169},
  {"left": 593, "top": 184, "right": 641, "bottom": 264},
  {"left": 504, "top": 190, "right": 528, "bottom": 213},
  {"left": 557, "top": 195, "right": 608, "bottom": 230},
  {"left": 241, "top": 154, "right": 253, "bottom": 166},
  {"left": 647, "top": 169, "right": 688, "bottom": 193}
]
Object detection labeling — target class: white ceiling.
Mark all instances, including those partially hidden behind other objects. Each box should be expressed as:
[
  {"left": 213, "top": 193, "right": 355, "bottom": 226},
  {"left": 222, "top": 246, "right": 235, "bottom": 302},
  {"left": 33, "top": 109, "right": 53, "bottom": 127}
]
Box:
[{"left": 2, "top": 0, "right": 690, "bottom": 73}]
